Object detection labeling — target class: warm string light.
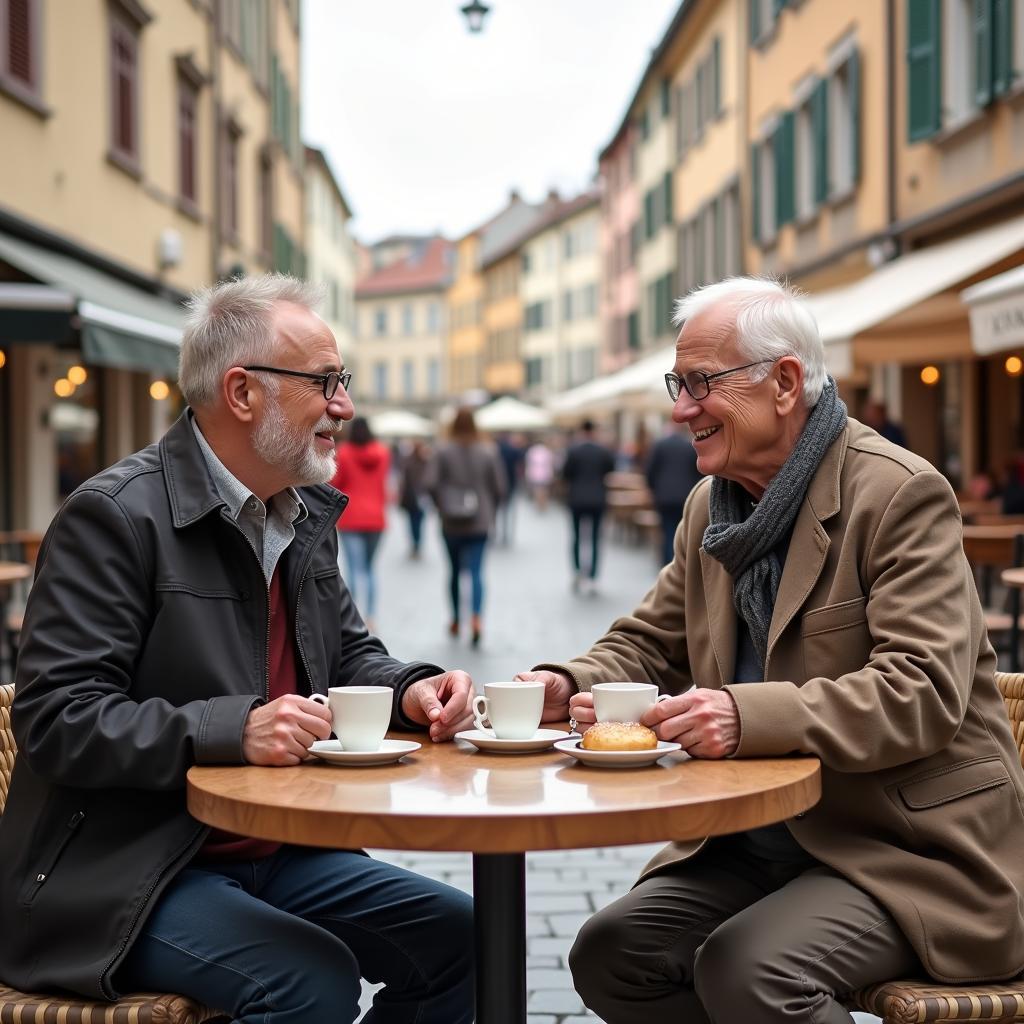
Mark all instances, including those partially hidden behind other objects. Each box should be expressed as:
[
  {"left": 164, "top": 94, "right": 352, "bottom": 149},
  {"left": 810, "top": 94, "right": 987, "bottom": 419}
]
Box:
[
  {"left": 0, "top": 350, "right": 6, "bottom": 370},
  {"left": 920, "top": 365, "right": 940, "bottom": 386},
  {"left": 54, "top": 378, "right": 74, "bottom": 397},
  {"left": 67, "top": 365, "right": 88, "bottom": 385},
  {"left": 1005, "top": 355, "right": 1023, "bottom": 377},
  {"left": 150, "top": 380, "right": 170, "bottom": 400}
]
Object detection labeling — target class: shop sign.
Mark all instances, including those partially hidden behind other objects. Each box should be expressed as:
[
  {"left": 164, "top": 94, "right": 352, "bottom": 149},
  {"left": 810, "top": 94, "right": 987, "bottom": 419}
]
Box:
[{"left": 969, "top": 290, "right": 1024, "bottom": 355}]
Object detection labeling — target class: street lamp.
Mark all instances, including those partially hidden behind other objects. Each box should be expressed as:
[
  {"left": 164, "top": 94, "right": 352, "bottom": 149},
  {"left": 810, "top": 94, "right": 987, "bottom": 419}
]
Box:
[{"left": 460, "top": 0, "right": 490, "bottom": 33}]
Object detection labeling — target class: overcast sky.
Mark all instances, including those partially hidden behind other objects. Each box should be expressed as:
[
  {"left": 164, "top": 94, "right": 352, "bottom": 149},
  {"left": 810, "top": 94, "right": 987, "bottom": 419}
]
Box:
[{"left": 301, "top": 0, "right": 681, "bottom": 244}]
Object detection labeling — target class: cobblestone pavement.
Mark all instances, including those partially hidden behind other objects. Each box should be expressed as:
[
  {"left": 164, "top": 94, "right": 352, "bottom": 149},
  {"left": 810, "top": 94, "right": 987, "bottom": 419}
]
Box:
[{"left": 354, "top": 495, "right": 878, "bottom": 1022}]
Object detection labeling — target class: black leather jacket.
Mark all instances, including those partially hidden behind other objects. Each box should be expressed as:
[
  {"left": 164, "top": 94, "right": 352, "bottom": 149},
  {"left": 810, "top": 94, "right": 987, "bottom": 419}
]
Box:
[{"left": 0, "top": 413, "right": 443, "bottom": 999}]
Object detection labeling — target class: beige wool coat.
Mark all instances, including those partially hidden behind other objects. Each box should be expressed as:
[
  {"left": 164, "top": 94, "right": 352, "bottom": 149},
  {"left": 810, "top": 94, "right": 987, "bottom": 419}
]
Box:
[{"left": 541, "top": 419, "right": 1024, "bottom": 983}]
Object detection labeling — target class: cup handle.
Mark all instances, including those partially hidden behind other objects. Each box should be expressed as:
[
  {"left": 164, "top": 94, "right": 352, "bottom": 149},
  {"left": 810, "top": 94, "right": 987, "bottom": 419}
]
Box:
[
  {"left": 309, "top": 693, "right": 329, "bottom": 706},
  {"left": 655, "top": 693, "right": 672, "bottom": 703},
  {"left": 472, "top": 695, "right": 493, "bottom": 735}
]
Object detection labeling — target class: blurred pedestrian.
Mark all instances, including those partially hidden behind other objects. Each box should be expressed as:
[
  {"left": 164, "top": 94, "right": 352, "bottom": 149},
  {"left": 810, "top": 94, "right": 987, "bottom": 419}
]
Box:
[
  {"left": 646, "top": 422, "right": 703, "bottom": 565},
  {"left": 428, "top": 407, "right": 506, "bottom": 647},
  {"left": 862, "top": 399, "right": 908, "bottom": 448},
  {"left": 525, "top": 438, "right": 556, "bottom": 511},
  {"left": 495, "top": 432, "right": 526, "bottom": 545},
  {"left": 398, "top": 439, "right": 432, "bottom": 559},
  {"left": 331, "top": 416, "right": 390, "bottom": 633},
  {"left": 562, "top": 419, "right": 616, "bottom": 594}
]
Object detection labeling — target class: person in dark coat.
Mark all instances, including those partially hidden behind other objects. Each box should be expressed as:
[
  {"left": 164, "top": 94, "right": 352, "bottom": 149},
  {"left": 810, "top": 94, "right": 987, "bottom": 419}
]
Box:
[
  {"left": 0, "top": 275, "right": 475, "bottom": 1023},
  {"left": 562, "top": 420, "right": 616, "bottom": 594},
  {"left": 646, "top": 423, "right": 703, "bottom": 565}
]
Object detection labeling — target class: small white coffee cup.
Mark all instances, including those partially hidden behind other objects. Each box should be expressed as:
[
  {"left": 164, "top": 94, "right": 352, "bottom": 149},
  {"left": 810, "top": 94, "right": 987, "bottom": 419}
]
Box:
[
  {"left": 309, "top": 686, "right": 393, "bottom": 752},
  {"left": 472, "top": 681, "right": 544, "bottom": 740},
  {"left": 592, "top": 682, "right": 670, "bottom": 724}
]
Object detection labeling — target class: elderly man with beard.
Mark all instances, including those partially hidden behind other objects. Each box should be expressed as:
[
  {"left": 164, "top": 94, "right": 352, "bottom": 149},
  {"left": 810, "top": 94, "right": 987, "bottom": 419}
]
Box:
[
  {"left": 518, "top": 276, "right": 1024, "bottom": 1023},
  {"left": 0, "top": 275, "right": 476, "bottom": 1023}
]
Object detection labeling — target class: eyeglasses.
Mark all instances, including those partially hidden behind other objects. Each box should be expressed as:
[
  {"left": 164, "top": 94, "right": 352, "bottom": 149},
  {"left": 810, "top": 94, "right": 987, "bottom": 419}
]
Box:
[
  {"left": 664, "top": 360, "right": 775, "bottom": 402},
  {"left": 243, "top": 365, "right": 352, "bottom": 400}
]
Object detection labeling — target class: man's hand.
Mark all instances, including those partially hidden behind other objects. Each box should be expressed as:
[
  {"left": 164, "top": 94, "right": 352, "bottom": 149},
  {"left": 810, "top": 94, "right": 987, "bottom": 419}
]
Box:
[
  {"left": 641, "top": 688, "right": 739, "bottom": 758},
  {"left": 513, "top": 670, "right": 576, "bottom": 722},
  {"left": 567, "top": 691, "right": 597, "bottom": 733},
  {"left": 401, "top": 671, "right": 475, "bottom": 742},
  {"left": 242, "top": 694, "right": 333, "bottom": 766}
]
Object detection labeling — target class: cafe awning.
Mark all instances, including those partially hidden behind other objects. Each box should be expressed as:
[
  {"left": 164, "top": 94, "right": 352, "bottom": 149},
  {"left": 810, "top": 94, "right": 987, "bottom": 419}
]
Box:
[
  {"left": 0, "top": 230, "right": 184, "bottom": 375},
  {"left": 960, "top": 264, "right": 1024, "bottom": 356}
]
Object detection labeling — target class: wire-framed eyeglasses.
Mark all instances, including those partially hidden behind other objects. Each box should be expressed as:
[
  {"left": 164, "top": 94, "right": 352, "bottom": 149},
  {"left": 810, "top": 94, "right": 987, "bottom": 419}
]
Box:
[
  {"left": 243, "top": 365, "right": 352, "bottom": 400},
  {"left": 664, "top": 360, "right": 775, "bottom": 402}
]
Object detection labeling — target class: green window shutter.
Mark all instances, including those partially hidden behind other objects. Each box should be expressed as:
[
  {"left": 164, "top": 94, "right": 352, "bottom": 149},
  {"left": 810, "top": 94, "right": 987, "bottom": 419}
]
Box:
[
  {"left": 974, "top": 0, "right": 992, "bottom": 106},
  {"left": 661, "top": 78, "right": 671, "bottom": 118},
  {"left": 906, "top": 0, "right": 942, "bottom": 141},
  {"left": 751, "top": 143, "right": 761, "bottom": 243},
  {"left": 775, "top": 111, "right": 795, "bottom": 227},
  {"left": 663, "top": 171, "right": 673, "bottom": 225},
  {"left": 812, "top": 77, "right": 830, "bottom": 203},
  {"left": 749, "top": 0, "right": 761, "bottom": 43},
  {"left": 772, "top": 0, "right": 786, "bottom": 17},
  {"left": 644, "top": 190, "right": 654, "bottom": 240},
  {"left": 993, "top": 0, "right": 1013, "bottom": 94},
  {"left": 848, "top": 49, "right": 861, "bottom": 184},
  {"left": 712, "top": 37, "right": 722, "bottom": 115}
]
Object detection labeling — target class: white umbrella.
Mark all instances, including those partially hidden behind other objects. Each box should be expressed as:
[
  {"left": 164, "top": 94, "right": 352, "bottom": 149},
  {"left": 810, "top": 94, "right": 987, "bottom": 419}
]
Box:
[
  {"left": 473, "top": 396, "right": 552, "bottom": 432},
  {"left": 368, "top": 409, "right": 435, "bottom": 439}
]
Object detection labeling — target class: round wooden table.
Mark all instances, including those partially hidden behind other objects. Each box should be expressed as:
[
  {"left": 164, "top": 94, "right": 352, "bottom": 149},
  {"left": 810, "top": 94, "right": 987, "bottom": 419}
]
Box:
[{"left": 188, "top": 733, "right": 820, "bottom": 1024}]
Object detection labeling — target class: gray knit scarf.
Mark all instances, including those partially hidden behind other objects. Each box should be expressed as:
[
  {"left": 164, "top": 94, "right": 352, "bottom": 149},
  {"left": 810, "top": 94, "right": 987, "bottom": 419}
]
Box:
[{"left": 702, "top": 377, "right": 847, "bottom": 667}]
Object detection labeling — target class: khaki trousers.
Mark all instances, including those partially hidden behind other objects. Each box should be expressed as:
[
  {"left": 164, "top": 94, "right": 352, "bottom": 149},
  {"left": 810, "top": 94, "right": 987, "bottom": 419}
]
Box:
[{"left": 569, "top": 835, "right": 920, "bottom": 1023}]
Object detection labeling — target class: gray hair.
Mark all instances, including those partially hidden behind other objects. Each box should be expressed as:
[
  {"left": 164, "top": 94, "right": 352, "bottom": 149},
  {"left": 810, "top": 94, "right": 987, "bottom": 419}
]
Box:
[
  {"left": 672, "top": 276, "right": 826, "bottom": 405},
  {"left": 178, "top": 274, "right": 325, "bottom": 408}
]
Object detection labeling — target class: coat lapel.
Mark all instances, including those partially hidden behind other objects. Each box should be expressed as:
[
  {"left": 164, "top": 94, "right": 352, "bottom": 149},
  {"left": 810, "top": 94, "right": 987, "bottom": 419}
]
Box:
[
  {"left": 700, "top": 547, "right": 736, "bottom": 689},
  {"left": 765, "top": 424, "right": 847, "bottom": 663}
]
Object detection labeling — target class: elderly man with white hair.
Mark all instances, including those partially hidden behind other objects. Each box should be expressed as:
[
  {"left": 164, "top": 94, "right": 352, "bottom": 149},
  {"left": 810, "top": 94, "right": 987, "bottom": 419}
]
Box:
[
  {"left": 0, "top": 275, "right": 475, "bottom": 1023},
  {"left": 517, "top": 277, "right": 1024, "bottom": 1022}
]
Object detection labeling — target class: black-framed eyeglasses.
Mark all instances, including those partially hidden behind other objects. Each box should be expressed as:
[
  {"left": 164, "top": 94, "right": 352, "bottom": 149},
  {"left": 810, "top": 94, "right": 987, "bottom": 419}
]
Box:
[
  {"left": 664, "top": 360, "right": 775, "bottom": 402},
  {"left": 243, "top": 365, "right": 352, "bottom": 400}
]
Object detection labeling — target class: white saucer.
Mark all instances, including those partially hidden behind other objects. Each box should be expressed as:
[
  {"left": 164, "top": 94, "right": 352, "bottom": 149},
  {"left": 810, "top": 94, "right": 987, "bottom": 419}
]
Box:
[
  {"left": 308, "top": 739, "right": 421, "bottom": 766},
  {"left": 553, "top": 737, "right": 682, "bottom": 768},
  {"left": 455, "top": 728, "right": 577, "bottom": 753}
]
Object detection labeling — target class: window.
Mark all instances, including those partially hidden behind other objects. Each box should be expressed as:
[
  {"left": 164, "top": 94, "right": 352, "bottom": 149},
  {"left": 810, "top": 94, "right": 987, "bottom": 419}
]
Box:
[
  {"left": 582, "top": 283, "right": 598, "bottom": 318},
  {"left": 751, "top": 132, "right": 780, "bottom": 244},
  {"left": 427, "top": 302, "right": 440, "bottom": 333},
  {"left": 259, "top": 149, "right": 273, "bottom": 257},
  {"left": 221, "top": 120, "right": 242, "bottom": 240},
  {"left": 1, "top": 0, "right": 43, "bottom": 102},
  {"left": 795, "top": 97, "right": 814, "bottom": 221},
  {"left": 177, "top": 75, "right": 198, "bottom": 206},
  {"left": 829, "top": 52, "right": 859, "bottom": 197},
  {"left": 427, "top": 358, "right": 440, "bottom": 395},
  {"left": 627, "top": 310, "right": 640, "bottom": 350},
  {"left": 109, "top": 9, "right": 141, "bottom": 167},
  {"left": 402, "top": 304, "right": 414, "bottom": 335},
  {"left": 375, "top": 308, "right": 388, "bottom": 336},
  {"left": 402, "top": 360, "right": 414, "bottom": 398},
  {"left": 660, "top": 76, "right": 671, "bottom": 117},
  {"left": 373, "top": 362, "right": 388, "bottom": 399},
  {"left": 526, "top": 357, "right": 544, "bottom": 387},
  {"left": 942, "top": 0, "right": 975, "bottom": 125},
  {"left": 750, "top": 0, "right": 782, "bottom": 46},
  {"left": 562, "top": 290, "right": 574, "bottom": 322}
]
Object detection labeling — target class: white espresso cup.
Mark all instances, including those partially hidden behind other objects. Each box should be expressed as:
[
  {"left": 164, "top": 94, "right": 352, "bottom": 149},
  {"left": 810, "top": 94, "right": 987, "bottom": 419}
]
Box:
[
  {"left": 472, "top": 682, "right": 544, "bottom": 740},
  {"left": 592, "top": 682, "right": 670, "bottom": 724},
  {"left": 309, "top": 686, "right": 393, "bottom": 752}
]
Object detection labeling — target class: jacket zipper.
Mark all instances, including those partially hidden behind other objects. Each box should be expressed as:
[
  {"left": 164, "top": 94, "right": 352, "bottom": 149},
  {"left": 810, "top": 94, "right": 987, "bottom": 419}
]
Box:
[
  {"left": 223, "top": 511, "right": 271, "bottom": 702},
  {"left": 23, "top": 810, "right": 85, "bottom": 904}
]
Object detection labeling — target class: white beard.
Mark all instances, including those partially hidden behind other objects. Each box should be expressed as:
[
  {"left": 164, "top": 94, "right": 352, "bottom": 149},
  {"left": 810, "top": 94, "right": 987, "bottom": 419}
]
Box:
[{"left": 252, "top": 397, "right": 339, "bottom": 486}]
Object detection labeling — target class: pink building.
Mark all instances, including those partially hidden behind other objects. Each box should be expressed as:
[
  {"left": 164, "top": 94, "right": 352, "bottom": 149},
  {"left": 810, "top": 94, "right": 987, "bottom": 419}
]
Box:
[{"left": 599, "top": 124, "right": 641, "bottom": 375}]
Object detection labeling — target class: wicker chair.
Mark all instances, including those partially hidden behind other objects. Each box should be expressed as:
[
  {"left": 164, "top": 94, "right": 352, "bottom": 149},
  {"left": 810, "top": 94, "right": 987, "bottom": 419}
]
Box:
[
  {"left": 845, "top": 671, "right": 1024, "bottom": 1022},
  {"left": 0, "top": 683, "right": 222, "bottom": 1024}
]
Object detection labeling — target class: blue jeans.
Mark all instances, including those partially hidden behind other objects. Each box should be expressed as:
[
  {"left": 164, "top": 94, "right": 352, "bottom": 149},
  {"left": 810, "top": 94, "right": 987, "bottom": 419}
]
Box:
[
  {"left": 404, "top": 504, "right": 425, "bottom": 553},
  {"left": 441, "top": 533, "right": 487, "bottom": 620},
  {"left": 339, "top": 530, "right": 383, "bottom": 617},
  {"left": 116, "top": 845, "right": 474, "bottom": 1024},
  {"left": 570, "top": 508, "right": 604, "bottom": 579}
]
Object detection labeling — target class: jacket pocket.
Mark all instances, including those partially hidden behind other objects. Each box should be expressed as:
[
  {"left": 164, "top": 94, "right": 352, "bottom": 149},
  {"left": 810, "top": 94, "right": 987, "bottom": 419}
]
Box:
[
  {"left": 155, "top": 582, "right": 245, "bottom": 600},
  {"left": 898, "top": 757, "right": 1010, "bottom": 810},
  {"left": 801, "top": 596, "right": 868, "bottom": 637},
  {"left": 21, "top": 809, "right": 86, "bottom": 906}
]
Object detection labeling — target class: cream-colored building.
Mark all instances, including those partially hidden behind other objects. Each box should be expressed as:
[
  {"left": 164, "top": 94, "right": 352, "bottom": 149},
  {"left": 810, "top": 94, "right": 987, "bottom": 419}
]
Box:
[
  {"left": 304, "top": 146, "right": 356, "bottom": 367},
  {"left": 521, "top": 192, "right": 601, "bottom": 401},
  {"left": 354, "top": 236, "right": 452, "bottom": 417},
  {"left": 0, "top": 0, "right": 304, "bottom": 531}
]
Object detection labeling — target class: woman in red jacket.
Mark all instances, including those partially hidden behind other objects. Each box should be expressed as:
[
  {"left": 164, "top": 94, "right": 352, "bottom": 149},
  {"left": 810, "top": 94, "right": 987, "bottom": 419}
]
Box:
[{"left": 331, "top": 417, "right": 391, "bottom": 632}]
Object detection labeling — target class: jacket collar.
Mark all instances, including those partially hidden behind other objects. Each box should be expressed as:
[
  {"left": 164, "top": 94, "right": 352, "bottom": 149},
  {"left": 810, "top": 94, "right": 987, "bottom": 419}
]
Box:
[{"left": 699, "top": 421, "right": 849, "bottom": 686}]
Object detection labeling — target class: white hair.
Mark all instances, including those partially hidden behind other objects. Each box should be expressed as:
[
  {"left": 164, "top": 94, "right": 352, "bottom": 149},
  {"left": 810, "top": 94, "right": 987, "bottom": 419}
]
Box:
[
  {"left": 178, "top": 274, "right": 325, "bottom": 408},
  {"left": 671, "top": 276, "right": 826, "bottom": 405}
]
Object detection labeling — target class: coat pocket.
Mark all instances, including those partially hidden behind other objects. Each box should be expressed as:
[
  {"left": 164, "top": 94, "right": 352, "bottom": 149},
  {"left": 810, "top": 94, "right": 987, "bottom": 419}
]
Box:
[
  {"left": 898, "top": 756, "right": 1010, "bottom": 810},
  {"left": 800, "top": 597, "right": 871, "bottom": 680},
  {"left": 21, "top": 809, "right": 86, "bottom": 906},
  {"left": 801, "top": 596, "right": 868, "bottom": 637}
]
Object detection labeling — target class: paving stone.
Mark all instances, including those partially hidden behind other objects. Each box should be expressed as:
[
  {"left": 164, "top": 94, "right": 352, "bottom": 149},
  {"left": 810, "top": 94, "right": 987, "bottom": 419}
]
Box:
[
  {"left": 527, "top": 893, "right": 591, "bottom": 913},
  {"left": 526, "top": 1016, "right": 557, "bottom": 1024},
  {"left": 560, "top": 1016, "right": 601, "bottom": 1023},
  {"left": 528, "top": 935, "right": 574, "bottom": 959},
  {"left": 527, "top": 968, "right": 575, "bottom": 990},
  {"left": 527, "top": 989, "right": 586, "bottom": 1015},
  {"left": 527, "top": 913, "right": 553, "bottom": 937},
  {"left": 548, "top": 912, "right": 591, "bottom": 937},
  {"left": 527, "top": 956, "right": 561, "bottom": 969}
]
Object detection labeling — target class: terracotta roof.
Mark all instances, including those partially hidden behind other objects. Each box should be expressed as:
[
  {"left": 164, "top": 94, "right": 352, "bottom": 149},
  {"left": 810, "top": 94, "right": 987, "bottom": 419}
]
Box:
[
  {"left": 483, "top": 189, "right": 601, "bottom": 266},
  {"left": 355, "top": 236, "right": 453, "bottom": 297}
]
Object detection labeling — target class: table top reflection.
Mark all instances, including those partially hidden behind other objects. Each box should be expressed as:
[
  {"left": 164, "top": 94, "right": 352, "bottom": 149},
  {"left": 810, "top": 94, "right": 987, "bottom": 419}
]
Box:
[
  {"left": 187, "top": 729, "right": 821, "bottom": 854},
  {"left": 0, "top": 562, "right": 31, "bottom": 585}
]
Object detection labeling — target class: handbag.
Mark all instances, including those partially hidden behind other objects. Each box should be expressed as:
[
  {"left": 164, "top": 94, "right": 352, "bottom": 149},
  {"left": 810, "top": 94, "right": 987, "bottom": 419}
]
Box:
[{"left": 439, "top": 484, "right": 479, "bottom": 521}]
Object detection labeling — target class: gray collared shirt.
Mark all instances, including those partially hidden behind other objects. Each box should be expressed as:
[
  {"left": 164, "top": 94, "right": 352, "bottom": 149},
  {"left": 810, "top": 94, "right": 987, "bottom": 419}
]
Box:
[{"left": 191, "top": 417, "right": 308, "bottom": 585}]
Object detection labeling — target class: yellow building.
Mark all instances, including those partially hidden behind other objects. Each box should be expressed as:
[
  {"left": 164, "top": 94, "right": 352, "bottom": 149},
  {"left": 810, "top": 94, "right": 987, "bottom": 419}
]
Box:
[
  {"left": 482, "top": 248, "right": 524, "bottom": 395},
  {"left": 447, "top": 230, "right": 486, "bottom": 398},
  {"left": 0, "top": 0, "right": 304, "bottom": 530}
]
